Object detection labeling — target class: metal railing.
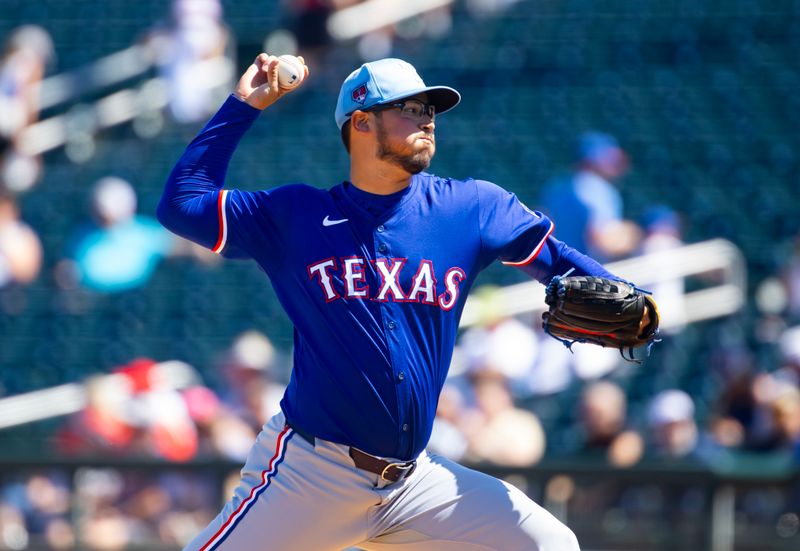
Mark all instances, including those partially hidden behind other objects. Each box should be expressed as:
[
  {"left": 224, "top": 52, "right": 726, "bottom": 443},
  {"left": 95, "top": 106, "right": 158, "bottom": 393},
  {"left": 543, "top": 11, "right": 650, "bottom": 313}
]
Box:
[
  {"left": 460, "top": 238, "right": 747, "bottom": 330},
  {"left": 16, "top": 45, "right": 235, "bottom": 158}
]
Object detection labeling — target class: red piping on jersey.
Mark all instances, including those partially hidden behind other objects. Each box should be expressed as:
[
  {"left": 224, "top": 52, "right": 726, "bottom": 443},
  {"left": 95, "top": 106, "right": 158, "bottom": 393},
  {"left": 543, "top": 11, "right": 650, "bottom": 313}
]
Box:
[
  {"left": 502, "top": 219, "right": 555, "bottom": 267},
  {"left": 212, "top": 190, "right": 228, "bottom": 254}
]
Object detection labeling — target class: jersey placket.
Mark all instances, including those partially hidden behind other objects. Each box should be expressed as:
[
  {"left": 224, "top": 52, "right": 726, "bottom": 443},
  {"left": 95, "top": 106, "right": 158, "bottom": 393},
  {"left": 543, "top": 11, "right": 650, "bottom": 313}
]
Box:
[{"left": 373, "top": 222, "right": 413, "bottom": 457}]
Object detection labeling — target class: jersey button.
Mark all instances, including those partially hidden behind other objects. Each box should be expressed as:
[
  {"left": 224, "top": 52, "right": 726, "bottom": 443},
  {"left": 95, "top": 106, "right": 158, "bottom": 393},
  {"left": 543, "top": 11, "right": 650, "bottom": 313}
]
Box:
[
  {"left": 387, "top": 320, "right": 397, "bottom": 330},
  {"left": 397, "top": 372, "right": 405, "bottom": 381},
  {"left": 377, "top": 224, "right": 385, "bottom": 233},
  {"left": 378, "top": 243, "right": 388, "bottom": 253},
  {"left": 402, "top": 424, "right": 409, "bottom": 432}
]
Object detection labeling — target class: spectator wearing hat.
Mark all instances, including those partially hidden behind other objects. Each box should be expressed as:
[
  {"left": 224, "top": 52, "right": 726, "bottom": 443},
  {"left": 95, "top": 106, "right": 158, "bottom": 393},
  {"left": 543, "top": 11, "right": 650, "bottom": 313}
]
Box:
[
  {"left": 539, "top": 131, "right": 642, "bottom": 263},
  {"left": 645, "top": 389, "right": 699, "bottom": 459},
  {"left": 638, "top": 205, "right": 688, "bottom": 334},
  {"left": 575, "top": 380, "right": 643, "bottom": 467},
  {"left": 218, "top": 330, "right": 287, "bottom": 434},
  {"left": 57, "top": 176, "right": 175, "bottom": 293},
  {"left": 0, "top": 25, "right": 54, "bottom": 192}
]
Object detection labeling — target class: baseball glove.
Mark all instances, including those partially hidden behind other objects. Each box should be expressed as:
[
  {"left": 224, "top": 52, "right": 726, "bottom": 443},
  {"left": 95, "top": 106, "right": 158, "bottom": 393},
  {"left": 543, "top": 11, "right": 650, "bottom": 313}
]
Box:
[{"left": 542, "top": 274, "right": 660, "bottom": 362}]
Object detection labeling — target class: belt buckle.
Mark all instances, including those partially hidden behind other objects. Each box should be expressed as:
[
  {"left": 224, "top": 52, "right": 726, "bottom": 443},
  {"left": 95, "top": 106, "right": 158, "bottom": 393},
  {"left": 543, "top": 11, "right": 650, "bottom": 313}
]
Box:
[{"left": 381, "top": 461, "right": 415, "bottom": 482}]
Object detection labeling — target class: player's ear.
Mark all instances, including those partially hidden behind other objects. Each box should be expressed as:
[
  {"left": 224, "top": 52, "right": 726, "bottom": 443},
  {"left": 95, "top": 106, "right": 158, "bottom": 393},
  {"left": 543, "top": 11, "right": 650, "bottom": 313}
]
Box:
[{"left": 351, "top": 111, "right": 370, "bottom": 133}]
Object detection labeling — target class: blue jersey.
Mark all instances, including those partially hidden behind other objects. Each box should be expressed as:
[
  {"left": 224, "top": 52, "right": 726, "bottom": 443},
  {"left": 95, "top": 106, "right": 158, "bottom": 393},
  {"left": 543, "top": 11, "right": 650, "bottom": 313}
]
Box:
[{"left": 158, "top": 95, "right": 614, "bottom": 460}]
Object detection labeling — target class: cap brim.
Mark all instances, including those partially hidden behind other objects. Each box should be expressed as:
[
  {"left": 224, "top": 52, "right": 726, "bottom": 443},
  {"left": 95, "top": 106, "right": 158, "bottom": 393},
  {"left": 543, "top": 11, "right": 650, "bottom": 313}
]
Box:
[{"left": 377, "top": 85, "right": 461, "bottom": 116}]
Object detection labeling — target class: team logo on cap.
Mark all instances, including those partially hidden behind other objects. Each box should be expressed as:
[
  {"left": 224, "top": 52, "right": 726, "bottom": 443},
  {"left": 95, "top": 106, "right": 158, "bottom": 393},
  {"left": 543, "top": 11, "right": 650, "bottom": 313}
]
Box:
[{"left": 352, "top": 84, "right": 368, "bottom": 105}]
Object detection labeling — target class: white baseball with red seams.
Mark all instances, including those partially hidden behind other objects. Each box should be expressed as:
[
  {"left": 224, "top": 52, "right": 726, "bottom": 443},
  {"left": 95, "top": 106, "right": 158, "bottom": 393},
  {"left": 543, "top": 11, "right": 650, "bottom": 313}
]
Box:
[{"left": 277, "top": 55, "right": 304, "bottom": 89}]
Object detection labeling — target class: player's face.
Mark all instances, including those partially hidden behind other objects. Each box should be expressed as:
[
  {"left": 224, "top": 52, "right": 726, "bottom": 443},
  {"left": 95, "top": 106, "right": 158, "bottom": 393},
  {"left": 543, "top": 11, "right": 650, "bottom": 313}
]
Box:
[{"left": 372, "top": 94, "right": 436, "bottom": 175}]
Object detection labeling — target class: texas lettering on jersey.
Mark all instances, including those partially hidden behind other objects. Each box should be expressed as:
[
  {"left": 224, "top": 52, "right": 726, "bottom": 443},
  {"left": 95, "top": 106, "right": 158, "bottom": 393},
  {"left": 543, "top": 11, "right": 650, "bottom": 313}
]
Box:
[{"left": 307, "top": 256, "right": 466, "bottom": 311}]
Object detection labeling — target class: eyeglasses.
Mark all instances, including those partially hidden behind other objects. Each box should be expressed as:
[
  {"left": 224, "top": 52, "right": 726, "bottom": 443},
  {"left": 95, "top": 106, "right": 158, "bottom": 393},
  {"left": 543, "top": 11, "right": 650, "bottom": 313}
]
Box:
[{"left": 368, "top": 99, "right": 436, "bottom": 122}]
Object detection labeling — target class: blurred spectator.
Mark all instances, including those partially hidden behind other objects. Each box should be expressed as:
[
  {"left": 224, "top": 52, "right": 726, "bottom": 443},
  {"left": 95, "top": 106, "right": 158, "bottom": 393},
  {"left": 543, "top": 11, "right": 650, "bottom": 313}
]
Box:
[
  {"left": 182, "top": 385, "right": 256, "bottom": 461},
  {"left": 0, "top": 468, "right": 219, "bottom": 551},
  {"left": 279, "top": 0, "right": 338, "bottom": 65},
  {"left": 0, "top": 190, "right": 42, "bottom": 288},
  {"left": 461, "top": 370, "right": 546, "bottom": 466},
  {"left": 0, "top": 25, "right": 53, "bottom": 137},
  {"left": 0, "top": 471, "right": 74, "bottom": 550},
  {"left": 55, "top": 353, "right": 265, "bottom": 462},
  {"left": 0, "top": 502, "right": 29, "bottom": 550},
  {"left": 112, "top": 358, "right": 201, "bottom": 462},
  {"left": 526, "top": 327, "right": 623, "bottom": 396},
  {"left": 58, "top": 358, "right": 202, "bottom": 462},
  {"left": 645, "top": 389, "right": 699, "bottom": 459},
  {"left": 781, "top": 234, "right": 800, "bottom": 322},
  {"left": 0, "top": 25, "right": 53, "bottom": 192},
  {"left": 540, "top": 131, "right": 641, "bottom": 262},
  {"left": 56, "top": 176, "right": 175, "bottom": 293},
  {"left": 748, "top": 374, "right": 800, "bottom": 453},
  {"left": 576, "top": 380, "right": 643, "bottom": 467},
  {"left": 639, "top": 205, "right": 688, "bottom": 334},
  {"left": 709, "top": 370, "right": 800, "bottom": 454},
  {"left": 74, "top": 468, "right": 216, "bottom": 550},
  {"left": 768, "top": 385, "right": 800, "bottom": 455},
  {"left": 145, "top": 0, "right": 232, "bottom": 124},
  {"left": 458, "top": 286, "right": 538, "bottom": 396},
  {"left": 458, "top": 285, "right": 622, "bottom": 398},
  {"left": 777, "top": 325, "right": 800, "bottom": 386},
  {"left": 708, "top": 370, "right": 755, "bottom": 450},
  {"left": 57, "top": 372, "right": 138, "bottom": 457},
  {"left": 218, "top": 330, "right": 286, "bottom": 433},
  {"left": 428, "top": 383, "right": 469, "bottom": 461}
]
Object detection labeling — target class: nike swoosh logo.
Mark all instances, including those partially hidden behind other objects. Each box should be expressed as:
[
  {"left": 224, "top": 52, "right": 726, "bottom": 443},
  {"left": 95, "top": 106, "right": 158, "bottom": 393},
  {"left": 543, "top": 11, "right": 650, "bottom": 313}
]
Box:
[{"left": 323, "top": 215, "right": 349, "bottom": 227}]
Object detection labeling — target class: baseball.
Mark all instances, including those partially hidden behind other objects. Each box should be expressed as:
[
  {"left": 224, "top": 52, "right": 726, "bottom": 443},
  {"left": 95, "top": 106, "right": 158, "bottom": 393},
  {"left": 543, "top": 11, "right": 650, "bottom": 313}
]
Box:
[{"left": 277, "top": 55, "right": 305, "bottom": 90}]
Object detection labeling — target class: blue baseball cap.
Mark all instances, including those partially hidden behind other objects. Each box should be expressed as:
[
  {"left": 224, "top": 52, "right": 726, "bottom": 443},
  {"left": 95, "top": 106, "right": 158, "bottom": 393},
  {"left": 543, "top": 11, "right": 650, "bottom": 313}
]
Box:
[
  {"left": 576, "top": 131, "right": 623, "bottom": 163},
  {"left": 335, "top": 58, "right": 461, "bottom": 130}
]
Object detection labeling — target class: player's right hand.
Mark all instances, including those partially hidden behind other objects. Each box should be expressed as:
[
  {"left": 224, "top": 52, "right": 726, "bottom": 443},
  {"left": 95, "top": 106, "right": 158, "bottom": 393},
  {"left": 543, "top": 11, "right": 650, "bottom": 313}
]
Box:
[{"left": 234, "top": 53, "right": 309, "bottom": 110}]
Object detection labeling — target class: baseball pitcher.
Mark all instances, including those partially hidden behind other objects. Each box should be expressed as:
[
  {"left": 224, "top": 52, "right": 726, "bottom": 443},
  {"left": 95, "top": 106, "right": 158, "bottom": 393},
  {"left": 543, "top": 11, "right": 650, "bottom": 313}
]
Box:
[{"left": 158, "top": 54, "right": 657, "bottom": 551}]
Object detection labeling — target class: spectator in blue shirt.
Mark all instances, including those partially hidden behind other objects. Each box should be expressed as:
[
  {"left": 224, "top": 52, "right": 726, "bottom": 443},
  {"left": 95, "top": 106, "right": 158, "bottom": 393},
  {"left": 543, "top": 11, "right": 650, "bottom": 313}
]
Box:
[{"left": 540, "top": 131, "right": 641, "bottom": 262}]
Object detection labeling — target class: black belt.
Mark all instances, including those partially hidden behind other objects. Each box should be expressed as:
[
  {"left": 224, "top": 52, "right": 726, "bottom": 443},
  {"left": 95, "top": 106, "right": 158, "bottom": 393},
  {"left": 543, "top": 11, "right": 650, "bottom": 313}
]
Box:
[{"left": 285, "top": 423, "right": 416, "bottom": 483}]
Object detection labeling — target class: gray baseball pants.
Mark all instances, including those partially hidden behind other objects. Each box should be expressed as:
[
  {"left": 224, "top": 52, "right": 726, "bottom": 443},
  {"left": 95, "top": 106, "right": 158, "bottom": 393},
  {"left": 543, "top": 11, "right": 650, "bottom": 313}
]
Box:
[{"left": 184, "top": 412, "right": 580, "bottom": 551}]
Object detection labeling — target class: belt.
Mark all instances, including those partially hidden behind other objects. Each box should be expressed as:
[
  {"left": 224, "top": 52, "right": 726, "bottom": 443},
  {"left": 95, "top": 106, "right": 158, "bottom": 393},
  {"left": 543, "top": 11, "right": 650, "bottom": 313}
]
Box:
[
  {"left": 286, "top": 423, "right": 417, "bottom": 483},
  {"left": 348, "top": 447, "right": 417, "bottom": 483}
]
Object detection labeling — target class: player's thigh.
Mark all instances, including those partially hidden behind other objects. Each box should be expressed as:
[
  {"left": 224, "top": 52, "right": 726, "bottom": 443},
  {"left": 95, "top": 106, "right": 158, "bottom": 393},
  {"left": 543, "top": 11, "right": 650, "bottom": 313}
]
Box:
[
  {"left": 184, "top": 416, "right": 376, "bottom": 551},
  {"left": 362, "top": 453, "right": 579, "bottom": 551}
]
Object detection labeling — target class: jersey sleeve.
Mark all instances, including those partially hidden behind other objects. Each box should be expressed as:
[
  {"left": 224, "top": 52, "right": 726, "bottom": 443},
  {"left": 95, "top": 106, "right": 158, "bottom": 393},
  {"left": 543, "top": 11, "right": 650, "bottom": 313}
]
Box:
[
  {"left": 157, "top": 95, "right": 285, "bottom": 260},
  {"left": 206, "top": 188, "right": 288, "bottom": 259},
  {"left": 523, "top": 234, "right": 616, "bottom": 283},
  {"left": 475, "top": 179, "right": 618, "bottom": 284},
  {"left": 475, "top": 179, "right": 554, "bottom": 267}
]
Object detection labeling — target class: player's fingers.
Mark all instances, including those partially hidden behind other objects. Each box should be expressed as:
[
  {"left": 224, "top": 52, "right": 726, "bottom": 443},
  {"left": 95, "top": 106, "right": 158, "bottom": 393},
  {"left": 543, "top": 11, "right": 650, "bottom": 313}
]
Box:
[
  {"left": 243, "top": 53, "right": 272, "bottom": 82},
  {"left": 237, "top": 57, "right": 263, "bottom": 91},
  {"left": 259, "top": 55, "right": 278, "bottom": 80},
  {"left": 296, "top": 56, "right": 311, "bottom": 79},
  {"left": 265, "top": 57, "right": 281, "bottom": 95},
  {"left": 255, "top": 53, "right": 269, "bottom": 68}
]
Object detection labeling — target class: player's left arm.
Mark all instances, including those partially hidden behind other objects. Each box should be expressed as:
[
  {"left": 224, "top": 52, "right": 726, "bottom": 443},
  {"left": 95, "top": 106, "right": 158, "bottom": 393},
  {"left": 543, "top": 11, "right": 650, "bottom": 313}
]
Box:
[
  {"left": 475, "top": 179, "right": 657, "bottom": 337},
  {"left": 475, "top": 179, "right": 615, "bottom": 283}
]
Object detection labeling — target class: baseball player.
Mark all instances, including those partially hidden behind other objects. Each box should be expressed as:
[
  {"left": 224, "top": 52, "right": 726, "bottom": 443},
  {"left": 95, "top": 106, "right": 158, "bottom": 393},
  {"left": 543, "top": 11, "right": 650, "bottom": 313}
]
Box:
[{"left": 158, "top": 54, "right": 653, "bottom": 551}]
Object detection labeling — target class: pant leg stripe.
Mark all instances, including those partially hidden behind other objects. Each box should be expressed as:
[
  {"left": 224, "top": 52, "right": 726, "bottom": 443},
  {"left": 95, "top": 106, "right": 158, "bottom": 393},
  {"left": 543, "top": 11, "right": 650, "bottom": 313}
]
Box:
[{"left": 199, "top": 426, "right": 295, "bottom": 551}]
